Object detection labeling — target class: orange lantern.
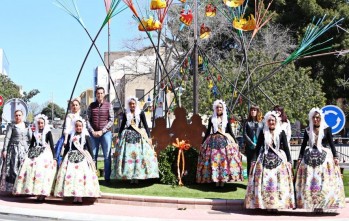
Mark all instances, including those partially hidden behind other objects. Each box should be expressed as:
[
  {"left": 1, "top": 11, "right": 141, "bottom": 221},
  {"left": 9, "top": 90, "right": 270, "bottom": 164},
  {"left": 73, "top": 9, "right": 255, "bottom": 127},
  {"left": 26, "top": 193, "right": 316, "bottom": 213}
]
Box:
[
  {"left": 205, "top": 4, "right": 217, "bottom": 17},
  {"left": 199, "top": 24, "right": 211, "bottom": 39},
  {"left": 233, "top": 15, "right": 256, "bottom": 31},
  {"left": 138, "top": 16, "right": 162, "bottom": 31},
  {"left": 179, "top": 9, "right": 193, "bottom": 26}
]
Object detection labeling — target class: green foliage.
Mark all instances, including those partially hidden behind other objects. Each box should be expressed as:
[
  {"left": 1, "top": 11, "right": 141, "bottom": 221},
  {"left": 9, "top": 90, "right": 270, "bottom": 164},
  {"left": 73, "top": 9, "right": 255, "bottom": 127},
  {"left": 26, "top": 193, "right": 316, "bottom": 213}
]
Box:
[
  {"left": 158, "top": 145, "right": 199, "bottom": 186},
  {"left": 165, "top": 1, "right": 345, "bottom": 126},
  {"left": 158, "top": 146, "right": 177, "bottom": 186},
  {"left": 41, "top": 102, "right": 65, "bottom": 120},
  {"left": 273, "top": 0, "right": 349, "bottom": 101},
  {"left": 22, "top": 89, "right": 40, "bottom": 103},
  {"left": 0, "top": 75, "right": 21, "bottom": 120},
  {"left": 0, "top": 75, "right": 40, "bottom": 121}
]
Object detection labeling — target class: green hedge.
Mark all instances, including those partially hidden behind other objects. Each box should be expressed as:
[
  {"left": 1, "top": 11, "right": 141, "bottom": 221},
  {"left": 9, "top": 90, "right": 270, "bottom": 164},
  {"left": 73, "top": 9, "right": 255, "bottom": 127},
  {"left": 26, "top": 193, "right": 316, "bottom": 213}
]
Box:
[{"left": 158, "top": 145, "right": 199, "bottom": 186}]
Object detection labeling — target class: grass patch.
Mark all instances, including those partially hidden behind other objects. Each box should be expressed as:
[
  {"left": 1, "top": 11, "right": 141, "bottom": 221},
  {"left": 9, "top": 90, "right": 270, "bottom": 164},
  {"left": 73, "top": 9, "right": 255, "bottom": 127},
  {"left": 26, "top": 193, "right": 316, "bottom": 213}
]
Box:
[
  {"left": 343, "top": 170, "right": 349, "bottom": 197},
  {"left": 97, "top": 161, "right": 349, "bottom": 199},
  {"left": 100, "top": 180, "right": 247, "bottom": 199}
]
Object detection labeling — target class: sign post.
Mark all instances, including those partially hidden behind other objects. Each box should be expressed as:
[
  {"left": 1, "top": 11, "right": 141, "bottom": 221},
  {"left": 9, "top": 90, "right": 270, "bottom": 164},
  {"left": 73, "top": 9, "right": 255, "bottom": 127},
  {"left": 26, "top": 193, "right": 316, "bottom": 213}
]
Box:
[{"left": 321, "top": 105, "right": 346, "bottom": 135}]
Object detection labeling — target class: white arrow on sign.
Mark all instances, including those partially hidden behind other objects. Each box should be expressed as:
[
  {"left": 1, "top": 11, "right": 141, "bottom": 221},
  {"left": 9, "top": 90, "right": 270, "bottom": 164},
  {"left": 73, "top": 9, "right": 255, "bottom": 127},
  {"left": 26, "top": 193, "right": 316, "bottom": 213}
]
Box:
[
  {"left": 323, "top": 110, "right": 338, "bottom": 116},
  {"left": 333, "top": 117, "right": 341, "bottom": 130}
]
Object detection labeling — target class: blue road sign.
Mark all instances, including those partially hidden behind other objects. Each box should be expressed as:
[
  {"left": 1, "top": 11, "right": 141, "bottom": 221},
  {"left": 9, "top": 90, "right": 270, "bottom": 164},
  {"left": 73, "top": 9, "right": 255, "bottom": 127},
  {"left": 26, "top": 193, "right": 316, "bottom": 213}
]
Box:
[{"left": 321, "top": 105, "right": 346, "bottom": 134}]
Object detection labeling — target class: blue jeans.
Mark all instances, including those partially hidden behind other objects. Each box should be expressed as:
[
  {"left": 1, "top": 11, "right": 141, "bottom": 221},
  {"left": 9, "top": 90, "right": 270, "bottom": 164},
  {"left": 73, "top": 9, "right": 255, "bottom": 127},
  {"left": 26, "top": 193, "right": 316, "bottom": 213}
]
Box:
[{"left": 90, "top": 131, "right": 112, "bottom": 180}]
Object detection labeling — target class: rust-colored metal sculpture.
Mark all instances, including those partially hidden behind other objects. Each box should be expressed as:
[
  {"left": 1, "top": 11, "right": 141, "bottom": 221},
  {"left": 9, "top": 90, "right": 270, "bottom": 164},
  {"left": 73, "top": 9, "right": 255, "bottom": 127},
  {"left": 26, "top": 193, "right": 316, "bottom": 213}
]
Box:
[
  {"left": 151, "top": 117, "right": 171, "bottom": 155},
  {"left": 152, "top": 107, "right": 205, "bottom": 153},
  {"left": 187, "top": 114, "right": 206, "bottom": 150}
]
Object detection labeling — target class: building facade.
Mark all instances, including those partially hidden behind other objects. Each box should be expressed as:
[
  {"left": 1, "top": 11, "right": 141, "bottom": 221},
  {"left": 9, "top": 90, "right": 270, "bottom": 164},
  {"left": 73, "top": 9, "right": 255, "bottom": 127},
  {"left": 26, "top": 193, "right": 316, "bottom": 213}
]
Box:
[
  {"left": 79, "top": 88, "right": 94, "bottom": 118},
  {"left": 0, "top": 49, "right": 9, "bottom": 76},
  {"left": 93, "top": 47, "right": 172, "bottom": 128}
]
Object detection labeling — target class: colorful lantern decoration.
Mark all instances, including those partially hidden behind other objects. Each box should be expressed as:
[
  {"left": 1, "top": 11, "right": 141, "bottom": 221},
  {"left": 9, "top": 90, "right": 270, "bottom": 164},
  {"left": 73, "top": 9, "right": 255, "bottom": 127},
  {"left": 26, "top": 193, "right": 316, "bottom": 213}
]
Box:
[
  {"left": 208, "top": 80, "right": 213, "bottom": 89},
  {"left": 233, "top": 15, "right": 256, "bottom": 31},
  {"left": 233, "top": 90, "right": 238, "bottom": 98},
  {"left": 212, "top": 85, "right": 219, "bottom": 97},
  {"left": 223, "top": 0, "right": 244, "bottom": 7},
  {"left": 172, "top": 138, "right": 191, "bottom": 186},
  {"left": 180, "top": 9, "right": 193, "bottom": 26},
  {"left": 198, "top": 55, "right": 203, "bottom": 65},
  {"left": 138, "top": 16, "right": 162, "bottom": 31},
  {"left": 199, "top": 24, "right": 211, "bottom": 39},
  {"left": 217, "top": 74, "right": 222, "bottom": 81},
  {"left": 150, "top": 0, "right": 167, "bottom": 10},
  {"left": 205, "top": 4, "right": 217, "bottom": 17},
  {"left": 230, "top": 117, "right": 235, "bottom": 123}
]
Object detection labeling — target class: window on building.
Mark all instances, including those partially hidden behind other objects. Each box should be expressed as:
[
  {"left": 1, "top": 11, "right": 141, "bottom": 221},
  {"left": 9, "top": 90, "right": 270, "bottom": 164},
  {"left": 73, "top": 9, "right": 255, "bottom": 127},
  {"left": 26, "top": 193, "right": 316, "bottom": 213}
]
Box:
[{"left": 136, "top": 89, "right": 145, "bottom": 101}]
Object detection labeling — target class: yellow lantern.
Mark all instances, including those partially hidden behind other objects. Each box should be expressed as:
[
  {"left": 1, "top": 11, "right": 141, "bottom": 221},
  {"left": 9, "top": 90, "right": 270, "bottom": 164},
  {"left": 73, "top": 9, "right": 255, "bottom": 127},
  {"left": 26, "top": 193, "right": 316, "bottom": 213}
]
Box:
[
  {"left": 150, "top": 0, "right": 167, "bottom": 10},
  {"left": 233, "top": 15, "right": 256, "bottom": 31}
]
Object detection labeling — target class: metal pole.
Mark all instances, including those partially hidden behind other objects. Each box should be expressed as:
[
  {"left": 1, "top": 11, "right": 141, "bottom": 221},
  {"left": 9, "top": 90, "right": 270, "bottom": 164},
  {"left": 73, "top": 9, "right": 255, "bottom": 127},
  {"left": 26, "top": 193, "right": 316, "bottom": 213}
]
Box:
[
  {"left": 107, "top": 22, "right": 111, "bottom": 102},
  {"left": 193, "top": 0, "right": 199, "bottom": 114},
  {"left": 51, "top": 93, "right": 54, "bottom": 121}
]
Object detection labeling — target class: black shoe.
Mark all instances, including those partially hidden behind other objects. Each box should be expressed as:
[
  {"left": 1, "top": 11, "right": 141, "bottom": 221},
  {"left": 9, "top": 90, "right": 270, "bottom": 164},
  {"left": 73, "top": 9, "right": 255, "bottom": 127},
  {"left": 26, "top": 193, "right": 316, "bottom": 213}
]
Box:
[{"left": 105, "top": 179, "right": 111, "bottom": 186}]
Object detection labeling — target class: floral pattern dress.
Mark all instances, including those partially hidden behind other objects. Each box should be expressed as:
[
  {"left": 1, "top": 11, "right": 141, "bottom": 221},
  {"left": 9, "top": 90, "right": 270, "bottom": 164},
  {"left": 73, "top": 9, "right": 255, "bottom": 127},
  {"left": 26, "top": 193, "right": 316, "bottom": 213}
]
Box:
[
  {"left": 13, "top": 131, "right": 56, "bottom": 196},
  {"left": 113, "top": 112, "right": 159, "bottom": 180},
  {"left": 295, "top": 127, "right": 345, "bottom": 209},
  {"left": 196, "top": 117, "right": 242, "bottom": 183},
  {"left": 245, "top": 131, "right": 295, "bottom": 209},
  {"left": 54, "top": 134, "right": 100, "bottom": 197}
]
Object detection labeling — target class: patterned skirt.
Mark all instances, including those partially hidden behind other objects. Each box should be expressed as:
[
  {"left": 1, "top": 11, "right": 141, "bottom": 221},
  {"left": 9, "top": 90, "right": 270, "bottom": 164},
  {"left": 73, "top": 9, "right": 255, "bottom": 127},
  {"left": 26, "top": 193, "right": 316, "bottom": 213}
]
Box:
[
  {"left": 12, "top": 146, "right": 56, "bottom": 196},
  {"left": 196, "top": 133, "right": 243, "bottom": 183},
  {"left": 54, "top": 150, "right": 100, "bottom": 197},
  {"left": 112, "top": 129, "right": 159, "bottom": 180},
  {"left": 295, "top": 148, "right": 345, "bottom": 209},
  {"left": 0, "top": 142, "right": 28, "bottom": 192},
  {"left": 245, "top": 149, "right": 295, "bottom": 209}
]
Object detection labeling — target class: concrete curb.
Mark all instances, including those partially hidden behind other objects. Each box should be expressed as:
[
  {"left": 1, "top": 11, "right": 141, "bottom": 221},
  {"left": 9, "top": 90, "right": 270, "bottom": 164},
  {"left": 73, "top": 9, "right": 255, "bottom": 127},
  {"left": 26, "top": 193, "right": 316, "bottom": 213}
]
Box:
[
  {"left": 98, "top": 193, "right": 349, "bottom": 210},
  {"left": 98, "top": 192, "right": 243, "bottom": 210},
  {"left": 0, "top": 204, "right": 169, "bottom": 221},
  {"left": 0, "top": 195, "right": 348, "bottom": 221}
]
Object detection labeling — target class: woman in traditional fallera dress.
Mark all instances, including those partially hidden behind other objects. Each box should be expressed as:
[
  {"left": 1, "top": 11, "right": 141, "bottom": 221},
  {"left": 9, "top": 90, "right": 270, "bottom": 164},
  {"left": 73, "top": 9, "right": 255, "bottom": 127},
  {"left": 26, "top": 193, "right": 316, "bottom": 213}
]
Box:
[
  {"left": 64, "top": 98, "right": 82, "bottom": 145},
  {"left": 113, "top": 96, "right": 159, "bottom": 183},
  {"left": 196, "top": 99, "right": 242, "bottom": 187},
  {"left": 13, "top": 114, "right": 56, "bottom": 201},
  {"left": 54, "top": 117, "right": 100, "bottom": 204},
  {"left": 295, "top": 108, "right": 345, "bottom": 211},
  {"left": 0, "top": 110, "right": 32, "bottom": 192},
  {"left": 55, "top": 97, "right": 82, "bottom": 167},
  {"left": 245, "top": 111, "right": 295, "bottom": 209}
]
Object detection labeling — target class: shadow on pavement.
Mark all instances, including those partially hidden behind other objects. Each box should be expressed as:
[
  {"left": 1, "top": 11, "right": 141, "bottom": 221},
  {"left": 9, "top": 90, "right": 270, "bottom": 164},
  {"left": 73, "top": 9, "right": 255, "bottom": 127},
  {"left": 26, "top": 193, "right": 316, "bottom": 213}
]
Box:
[
  {"left": 0, "top": 195, "right": 97, "bottom": 206},
  {"left": 212, "top": 207, "right": 340, "bottom": 217}
]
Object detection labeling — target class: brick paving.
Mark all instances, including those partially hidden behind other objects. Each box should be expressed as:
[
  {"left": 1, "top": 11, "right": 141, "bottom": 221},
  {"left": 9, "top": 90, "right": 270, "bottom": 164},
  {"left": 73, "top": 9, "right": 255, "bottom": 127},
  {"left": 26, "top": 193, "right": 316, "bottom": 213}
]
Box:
[{"left": 0, "top": 194, "right": 348, "bottom": 221}]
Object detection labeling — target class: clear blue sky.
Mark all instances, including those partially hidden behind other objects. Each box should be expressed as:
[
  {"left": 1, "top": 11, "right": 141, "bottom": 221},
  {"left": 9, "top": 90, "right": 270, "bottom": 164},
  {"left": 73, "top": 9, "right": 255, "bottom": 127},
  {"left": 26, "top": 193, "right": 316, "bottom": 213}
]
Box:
[{"left": 0, "top": 0, "right": 141, "bottom": 108}]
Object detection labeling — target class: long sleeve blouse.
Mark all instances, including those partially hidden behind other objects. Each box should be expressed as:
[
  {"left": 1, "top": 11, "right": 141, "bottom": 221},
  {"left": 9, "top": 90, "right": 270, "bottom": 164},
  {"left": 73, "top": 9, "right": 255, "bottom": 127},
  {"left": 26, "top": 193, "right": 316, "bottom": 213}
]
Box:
[
  {"left": 202, "top": 117, "right": 236, "bottom": 143},
  {"left": 253, "top": 130, "right": 291, "bottom": 162},
  {"left": 118, "top": 111, "right": 150, "bottom": 138},
  {"left": 243, "top": 120, "right": 263, "bottom": 148},
  {"left": 63, "top": 135, "right": 93, "bottom": 158},
  {"left": 298, "top": 127, "right": 337, "bottom": 159},
  {"left": 29, "top": 131, "right": 55, "bottom": 157}
]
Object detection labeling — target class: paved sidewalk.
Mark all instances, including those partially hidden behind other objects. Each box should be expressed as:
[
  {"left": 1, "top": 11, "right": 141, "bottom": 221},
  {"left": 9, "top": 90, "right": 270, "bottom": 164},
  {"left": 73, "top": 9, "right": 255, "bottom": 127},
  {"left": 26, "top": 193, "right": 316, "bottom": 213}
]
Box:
[{"left": 0, "top": 196, "right": 348, "bottom": 221}]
